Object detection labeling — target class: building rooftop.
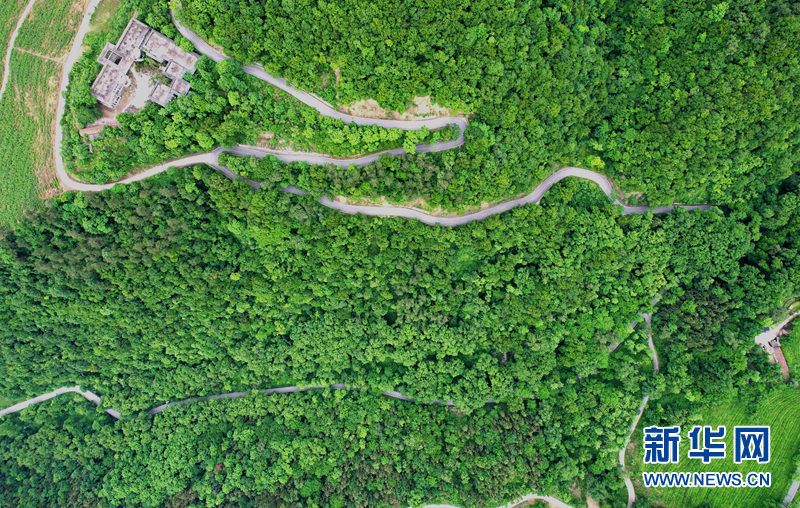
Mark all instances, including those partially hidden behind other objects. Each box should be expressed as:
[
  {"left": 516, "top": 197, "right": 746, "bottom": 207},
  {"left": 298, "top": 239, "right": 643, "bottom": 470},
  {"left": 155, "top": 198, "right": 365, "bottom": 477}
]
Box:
[
  {"left": 91, "top": 17, "right": 200, "bottom": 110},
  {"left": 117, "top": 19, "right": 150, "bottom": 56},
  {"left": 142, "top": 31, "right": 200, "bottom": 71},
  {"left": 149, "top": 82, "right": 175, "bottom": 107},
  {"left": 171, "top": 77, "right": 191, "bottom": 96},
  {"left": 91, "top": 64, "right": 131, "bottom": 110},
  {"left": 164, "top": 60, "right": 186, "bottom": 80}
]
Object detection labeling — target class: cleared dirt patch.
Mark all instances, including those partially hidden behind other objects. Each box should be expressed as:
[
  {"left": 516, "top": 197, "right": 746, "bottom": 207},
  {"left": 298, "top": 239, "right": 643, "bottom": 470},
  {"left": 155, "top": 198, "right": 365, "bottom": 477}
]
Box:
[{"left": 340, "top": 95, "right": 457, "bottom": 120}]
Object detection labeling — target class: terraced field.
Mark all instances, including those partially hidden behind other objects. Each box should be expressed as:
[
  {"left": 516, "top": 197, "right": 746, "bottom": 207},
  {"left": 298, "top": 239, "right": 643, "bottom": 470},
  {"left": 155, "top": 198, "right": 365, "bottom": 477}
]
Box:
[
  {"left": 637, "top": 389, "right": 800, "bottom": 508},
  {"left": 0, "top": 0, "right": 28, "bottom": 80},
  {"left": 0, "top": 0, "right": 89, "bottom": 225},
  {"left": 15, "top": 0, "right": 85, "bottom": 58},
  {"left": 0, "top": 52, "right": 60, "bottom": 225}
]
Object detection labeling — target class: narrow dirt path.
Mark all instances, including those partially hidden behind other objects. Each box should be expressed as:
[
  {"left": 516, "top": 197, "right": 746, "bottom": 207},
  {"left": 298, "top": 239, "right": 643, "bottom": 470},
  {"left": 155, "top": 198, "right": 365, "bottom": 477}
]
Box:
[
  {"left": 0, "top": 0, "right": 39, "bottom": 104},
  {"left": 619, "top": 294, "right": 661, "bottom": 507},
  {"left": 620, "top": 395, "right": 649, "bottom": 508},
  {"left": 13, "top": 46, "right": 63, "bottom": 63}
]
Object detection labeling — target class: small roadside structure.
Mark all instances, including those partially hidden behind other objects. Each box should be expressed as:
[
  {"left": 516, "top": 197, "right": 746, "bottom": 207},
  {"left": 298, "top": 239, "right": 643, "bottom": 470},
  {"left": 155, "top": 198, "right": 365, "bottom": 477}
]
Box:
[
  {"left": 755, "top": 313, "right": 798, "bottom": 380},
  {"left": 90, "top": 17, "right": 199, "bottom": 110},
  {"left": 769, "top": 338, "right": 790, "bottom": 379}
]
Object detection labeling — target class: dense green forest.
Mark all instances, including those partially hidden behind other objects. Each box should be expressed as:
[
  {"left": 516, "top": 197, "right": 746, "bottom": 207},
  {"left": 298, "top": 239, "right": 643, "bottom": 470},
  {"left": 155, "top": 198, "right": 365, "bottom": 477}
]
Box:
[
  {"left": 3, "top": 0, "right": 800, "bottom": 506},
  {"left": 2, "top": 170, "right": 671, "bottom": 412},
  {"left": 173, "top": 0, "right": 800, "bottom": 208},
  {"left": 1, "top": 168, "right": 797, "bottom": 504},
  {"left": 0, "top": 389, "right": 635, "bottom": 506}
]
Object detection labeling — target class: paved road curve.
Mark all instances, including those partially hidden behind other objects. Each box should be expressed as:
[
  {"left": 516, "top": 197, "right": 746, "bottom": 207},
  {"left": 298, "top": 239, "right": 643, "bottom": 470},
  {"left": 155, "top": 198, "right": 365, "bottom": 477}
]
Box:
[
  {"left": 58, "top": 144, "right": 712, "bottom": 225},
  {"left": 171, "top": 10, "right": 469, "bottom": 134},
  {"left": 0, "top": 385, "right": 120, "bottom": 419},
  {"left": 53, "top": 0, "right": 103, "bottom": 193},
  {"left": 7, "top": 4, "right": 711, "bottom": 507},
  {"left": 54, "top": 5, "right": 711, "bottom": 225}
]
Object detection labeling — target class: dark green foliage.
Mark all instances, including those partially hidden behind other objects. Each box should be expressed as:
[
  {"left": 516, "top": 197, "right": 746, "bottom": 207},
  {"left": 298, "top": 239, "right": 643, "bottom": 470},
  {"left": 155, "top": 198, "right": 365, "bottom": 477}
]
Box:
[
  {"left": 175, "top": 0, "right": 800, "bottom": 208},
  {"left": 0, "top": 395, "right": 113, "bottom": 507},
  {"left": 600, "top": 0, "right": 800, "bottom": 206},
  {"left": 1, "top": 386, "right": 647, "bottom": 507},
  {"left": 0, "top": 169, "right": 674, "bottom": 413},
  {"left": 650, "top": 176, "right": 800, "bottom": 424}
]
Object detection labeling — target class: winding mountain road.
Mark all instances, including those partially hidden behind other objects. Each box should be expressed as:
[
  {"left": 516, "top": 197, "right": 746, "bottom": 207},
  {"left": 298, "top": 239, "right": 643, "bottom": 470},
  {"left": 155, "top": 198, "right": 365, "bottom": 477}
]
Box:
[
  {"left": 0, "top": 385, "right": 120, "bottom": 419},
  {"left": 619, "top": 329, "right": 658, "bottom": 507},
  {"left": 619, "top": 296, "right": 662, "bottom": 508},
  {"left": 60, "top": 143, "right": 711, "bottom": 225},
  {"left": 53, "top": 5, "right": 712, "bottom": 226},
  {"left": 1, "top": 4, "right": 721, "bottom": 507}
]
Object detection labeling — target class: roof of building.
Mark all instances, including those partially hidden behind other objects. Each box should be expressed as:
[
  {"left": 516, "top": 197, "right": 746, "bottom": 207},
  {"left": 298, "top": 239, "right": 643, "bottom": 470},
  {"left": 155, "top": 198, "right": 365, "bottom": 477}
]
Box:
[
  {"left": 171, "top": 77, "right": 191, "bottom": 96},
  {"left": 90, "top": 65, "right": 131, "bottom": 109},
  {"left": 164, "top": 60, "right": 186, "bottom": 80},
  {"left": 149, "top": 82, "right": 175, "bottom": 107},
  {"left": 117, "top": 19, "right": 150, "bottom": 56},
  {"left": 142, "top": 31, "right": 200, "bottom": 71},
  {"left": 91, "top": 17, "right": 201, "bottom": 110}
]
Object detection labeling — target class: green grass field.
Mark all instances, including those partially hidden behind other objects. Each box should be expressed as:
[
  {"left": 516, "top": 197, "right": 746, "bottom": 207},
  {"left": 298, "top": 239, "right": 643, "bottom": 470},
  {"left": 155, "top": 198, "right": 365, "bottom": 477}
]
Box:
[
  {"left": 0, "top": 51, "right": 61, "bottom": 226},
  {"left": 634, "top": 389, "right": 800, "bottom": 508},
  {"left": 0, "top": 0, "right": 29, "bottom": 81},
  {"left": 88, "top": 0, "right": 120, "bottom": 34},
  {"left": 784, "top": 324, "right": 800, "bottom": 381},
  {"left": 15, "top": 0, "right": 85, "bottom": 58}
]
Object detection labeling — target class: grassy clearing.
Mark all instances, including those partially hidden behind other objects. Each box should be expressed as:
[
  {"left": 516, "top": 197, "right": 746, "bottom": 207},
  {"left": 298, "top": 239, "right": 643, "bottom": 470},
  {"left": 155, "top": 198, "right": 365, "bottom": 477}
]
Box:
[
  {"left": 0, "top": 0, "right": 29, "bottom": 83},
  {"left": 88, "top": 0, "right": 121, "bottom": 34},
  {"left": 632, "top": 389, "right": 800, "bottom": 507},
  {"left": 0, "top": 51, "right": 61, "bottom": 226},
  {"left": 784, "top": 325, "right": 800, "bottom": 381},
  {"left": 15, "top": 0, "right": 85, "bottom": 59}
]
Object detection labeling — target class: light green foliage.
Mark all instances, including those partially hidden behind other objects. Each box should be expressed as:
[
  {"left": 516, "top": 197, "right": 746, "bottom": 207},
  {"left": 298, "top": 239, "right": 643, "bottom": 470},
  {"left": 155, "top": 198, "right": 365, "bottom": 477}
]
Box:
[
  {"left": 0, "top": 52, "right": 61, "bottom": 226},
  {"left": 639, "top": 389, "right": 800, "bottom": 508},
  {"left": 15, "top": 0, "right": 84, "bottom": 57},
  {"left": 0, "top": 0, "right": 27, "bottom": 82}
]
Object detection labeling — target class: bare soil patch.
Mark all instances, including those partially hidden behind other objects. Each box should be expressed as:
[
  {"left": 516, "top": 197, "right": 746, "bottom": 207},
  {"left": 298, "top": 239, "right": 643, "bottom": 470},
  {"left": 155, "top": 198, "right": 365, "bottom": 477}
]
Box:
[{"left": 339, "top": 95, "right": 456, "bottom": 121}]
